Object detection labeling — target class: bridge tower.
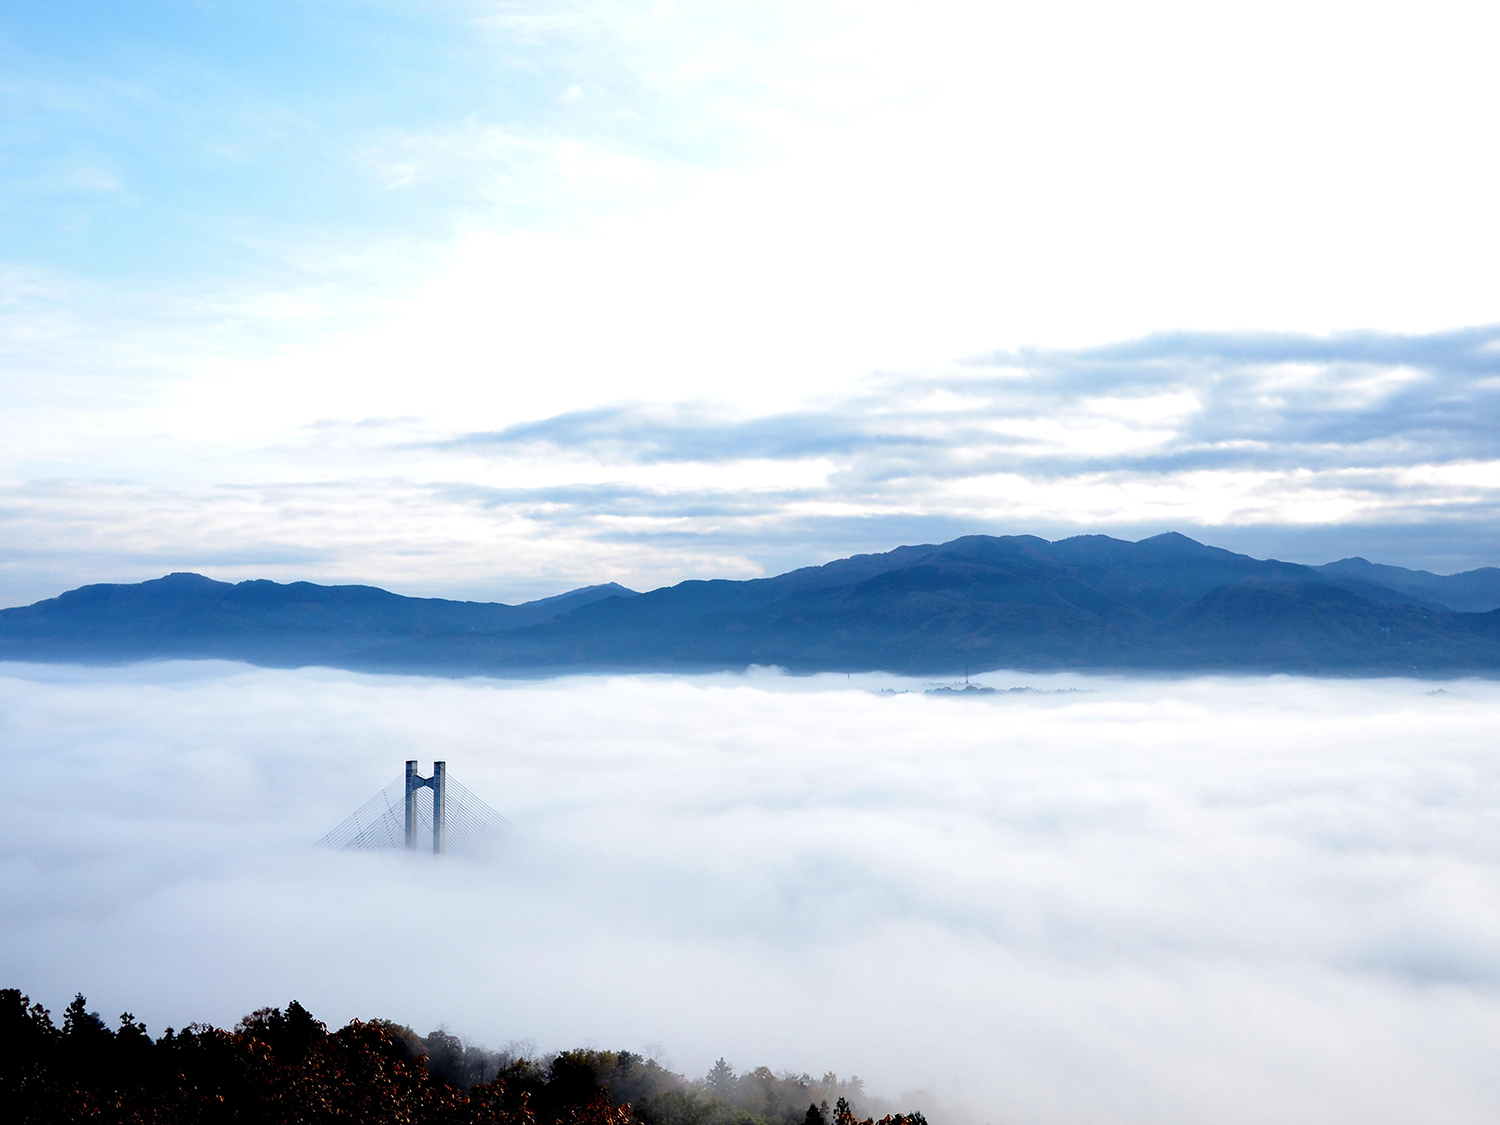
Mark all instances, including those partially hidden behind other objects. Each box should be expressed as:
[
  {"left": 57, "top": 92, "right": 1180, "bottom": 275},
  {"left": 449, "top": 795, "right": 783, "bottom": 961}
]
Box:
[
  {"left": 317, "top": 760, "right": 504, "bottom": 854},
  {"left": 404, "top": 760, "right": 447, "bottom": 853}
]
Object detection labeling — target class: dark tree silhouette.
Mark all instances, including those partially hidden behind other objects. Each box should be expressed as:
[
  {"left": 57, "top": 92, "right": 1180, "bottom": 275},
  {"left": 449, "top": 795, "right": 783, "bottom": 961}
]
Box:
[{"left": 0, "top": 988, "right": 930, "bottom": 1125}]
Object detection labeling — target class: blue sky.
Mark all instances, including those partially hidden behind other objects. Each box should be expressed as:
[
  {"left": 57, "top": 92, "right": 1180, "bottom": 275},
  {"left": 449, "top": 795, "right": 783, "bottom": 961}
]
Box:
[
  {"left": 4, "top": 1, "right": 1500, "bottom": 605},
  {"left": 4, "top": 3, "right": 440, "bottom": 275}
]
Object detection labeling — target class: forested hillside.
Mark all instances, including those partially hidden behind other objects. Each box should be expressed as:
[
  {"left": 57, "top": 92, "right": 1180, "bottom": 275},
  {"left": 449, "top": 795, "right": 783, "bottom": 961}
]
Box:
[{"left": 0, "top": 990, "right": 928, "bottom": 1125}]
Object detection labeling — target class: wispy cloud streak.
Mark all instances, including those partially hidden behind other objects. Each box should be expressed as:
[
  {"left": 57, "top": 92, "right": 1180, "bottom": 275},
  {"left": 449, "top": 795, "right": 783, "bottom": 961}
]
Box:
[
  {"left": 6, "top": 327, "right": 1500, "bottom": 607},
  {"left": 450, "top": 326, "right": 1500, "bottom": 475}
]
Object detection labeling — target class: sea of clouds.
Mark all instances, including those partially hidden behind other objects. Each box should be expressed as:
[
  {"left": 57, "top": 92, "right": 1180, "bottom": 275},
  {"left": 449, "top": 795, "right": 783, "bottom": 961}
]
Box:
[{"left": 2, "top": 662, "right": 1498, "bottom": 1124}]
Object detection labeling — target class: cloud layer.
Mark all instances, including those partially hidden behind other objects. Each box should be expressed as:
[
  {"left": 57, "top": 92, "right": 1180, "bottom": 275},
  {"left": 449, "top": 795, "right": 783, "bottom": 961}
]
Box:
[
  {"left": 3, "top": 663, "right": 1500, "bottom": 1123},
  {"left": 6, "top": 326, "right": 1500, "bottom": 607}
]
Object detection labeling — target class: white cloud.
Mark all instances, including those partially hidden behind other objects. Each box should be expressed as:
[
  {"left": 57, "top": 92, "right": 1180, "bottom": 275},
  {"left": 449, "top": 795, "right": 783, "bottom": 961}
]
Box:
[
  {"left": 2, "top": 663, "right": 1500, "bottom": 1123},
  {"left": 14, "top": 1, "right": 1500, "bottom": 427}
]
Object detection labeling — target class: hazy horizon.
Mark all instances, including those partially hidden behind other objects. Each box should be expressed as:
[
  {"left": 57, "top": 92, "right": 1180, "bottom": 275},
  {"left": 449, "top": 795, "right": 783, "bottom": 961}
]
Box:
[{"left": 7, "top": 523, "right": 1500, "bottom": 614}]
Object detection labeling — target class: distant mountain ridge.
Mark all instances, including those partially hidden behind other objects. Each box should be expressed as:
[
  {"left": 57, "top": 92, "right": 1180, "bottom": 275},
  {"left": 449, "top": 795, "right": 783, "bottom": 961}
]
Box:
[
  {"left": 1313, "top": 556, "right": 1500, "bottom": 613},
  {"left": 0, "top": 573, "right": 636, "bottom": 664},
  {"left": 4, "top": 533, "right": 1500, "bottom": 676}
]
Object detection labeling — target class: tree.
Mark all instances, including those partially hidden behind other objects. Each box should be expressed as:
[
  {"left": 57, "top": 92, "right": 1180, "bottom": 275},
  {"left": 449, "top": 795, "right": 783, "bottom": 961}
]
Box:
[
  {"left": 61, "top": 994, "right": 109, "bottom": 1040},
  {"left": 705, "top": 1057, "right": 736, "bottom": 1099},
  {"left": 235, "top": 998, "right": 327, "bottom": 1062}
]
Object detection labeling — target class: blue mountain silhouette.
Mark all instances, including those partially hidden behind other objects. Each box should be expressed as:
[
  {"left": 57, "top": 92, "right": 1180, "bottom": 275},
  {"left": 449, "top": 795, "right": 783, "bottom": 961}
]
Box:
[{"left": 5, "top": 533, "right": 1500, "bottom": 675}]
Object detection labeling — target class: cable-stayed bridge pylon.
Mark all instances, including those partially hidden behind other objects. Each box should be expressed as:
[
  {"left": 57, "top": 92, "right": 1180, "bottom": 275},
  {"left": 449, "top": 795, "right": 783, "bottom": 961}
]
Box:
[{"left": 317, "top": 760, "right": 508, "bottom": 855}]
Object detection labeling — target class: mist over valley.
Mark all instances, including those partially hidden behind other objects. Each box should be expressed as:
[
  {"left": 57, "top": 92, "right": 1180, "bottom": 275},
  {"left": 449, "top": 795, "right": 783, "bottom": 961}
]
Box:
[{"left": 3, "top": 662, "right": 1499, "bottom": 1123}]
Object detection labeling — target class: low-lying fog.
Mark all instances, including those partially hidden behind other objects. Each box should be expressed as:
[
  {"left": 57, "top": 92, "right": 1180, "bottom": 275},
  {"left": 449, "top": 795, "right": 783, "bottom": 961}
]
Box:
[{"left": 2, "top": 663, "right": 1498, "bottom": 1123}]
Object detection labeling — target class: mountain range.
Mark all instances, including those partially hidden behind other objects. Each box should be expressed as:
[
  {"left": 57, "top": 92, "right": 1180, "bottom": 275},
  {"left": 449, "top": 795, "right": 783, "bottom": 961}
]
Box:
[{"left": 5, "top": 533, "right": 1500, "bottom": 676}]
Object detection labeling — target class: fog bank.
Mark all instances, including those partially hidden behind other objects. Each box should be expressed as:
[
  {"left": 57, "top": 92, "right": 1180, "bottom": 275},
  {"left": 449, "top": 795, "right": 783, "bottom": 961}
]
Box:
[{"left": 2, "top": 663, "right": 1498, "bottom": 1123}]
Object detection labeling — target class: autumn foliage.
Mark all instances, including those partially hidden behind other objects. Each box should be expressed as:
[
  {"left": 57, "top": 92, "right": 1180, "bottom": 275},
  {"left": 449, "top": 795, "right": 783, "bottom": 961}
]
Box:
[{"left": 0, "top": 990, "right": 929, "bottom": 1125}]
